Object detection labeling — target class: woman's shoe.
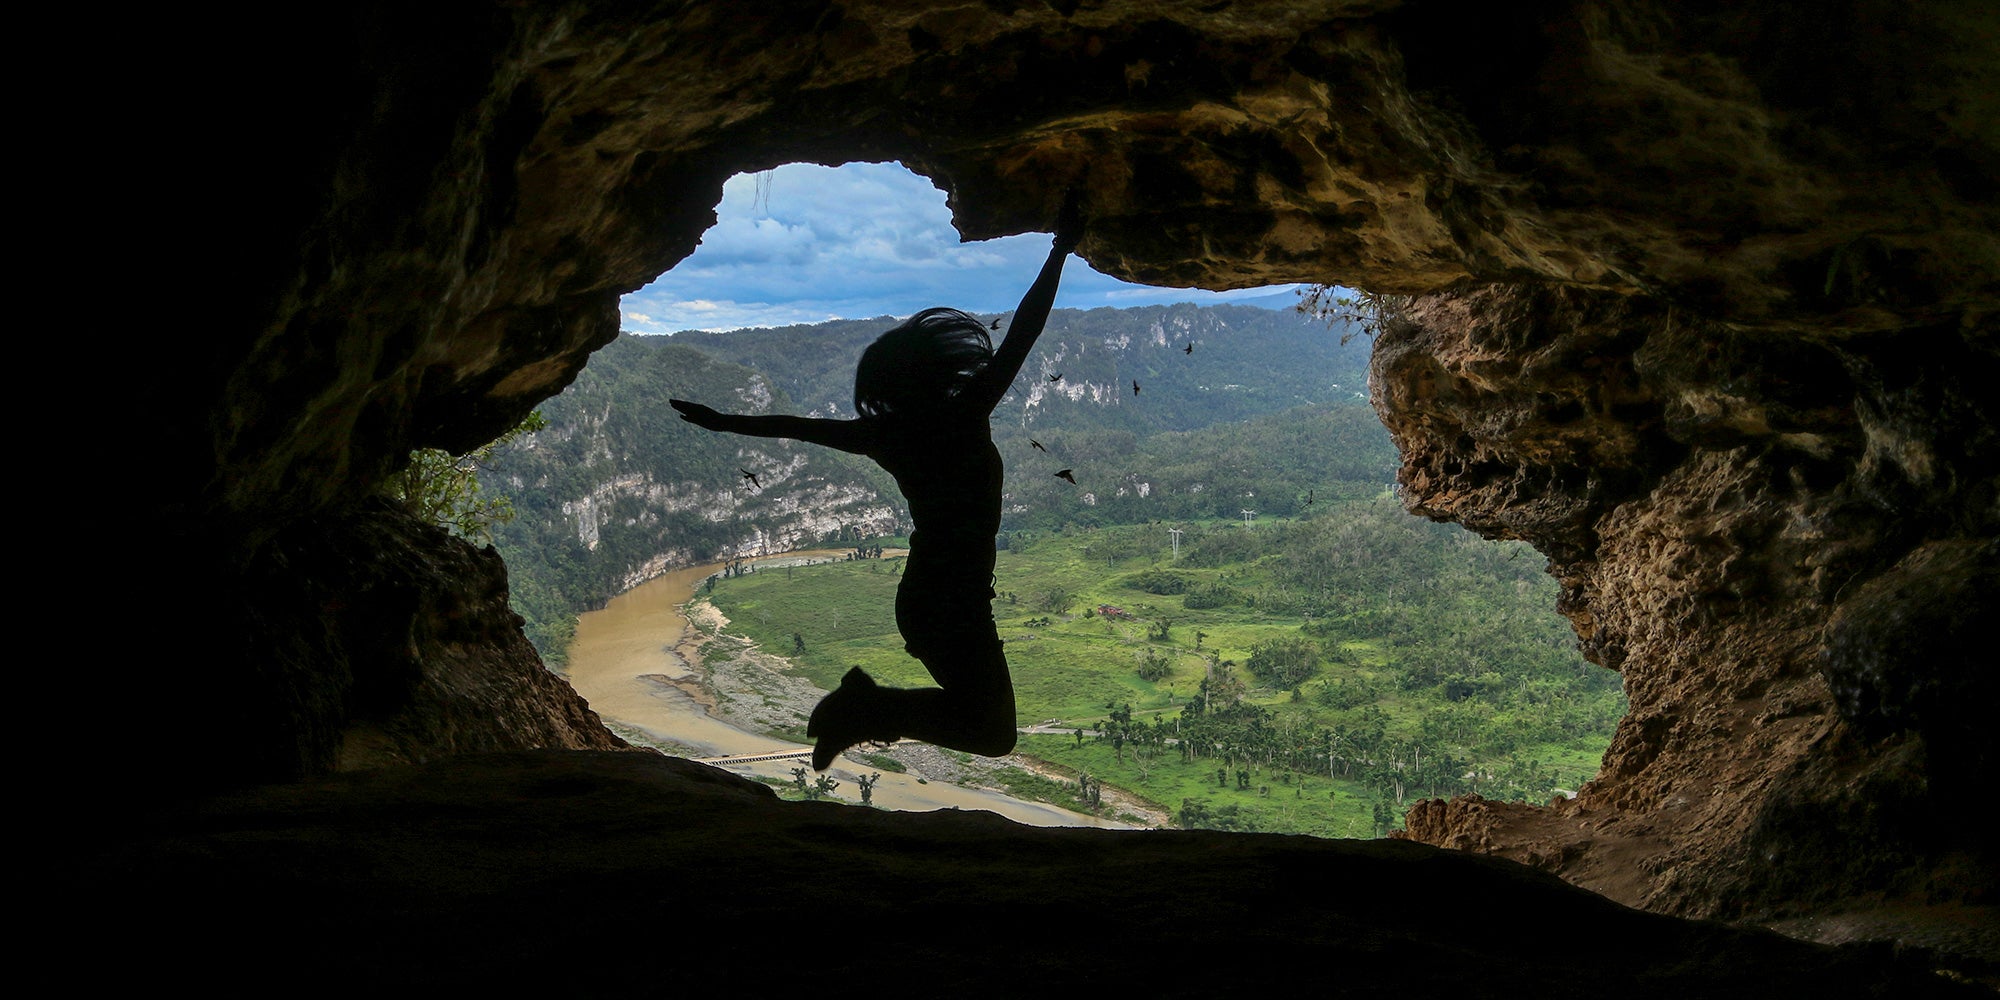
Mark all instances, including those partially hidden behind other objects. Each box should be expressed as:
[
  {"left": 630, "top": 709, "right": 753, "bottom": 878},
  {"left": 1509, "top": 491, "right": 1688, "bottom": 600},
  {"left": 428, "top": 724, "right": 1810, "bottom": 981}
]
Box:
[{"left": 807, "top": 667, "right": 886, "bottom": 770}]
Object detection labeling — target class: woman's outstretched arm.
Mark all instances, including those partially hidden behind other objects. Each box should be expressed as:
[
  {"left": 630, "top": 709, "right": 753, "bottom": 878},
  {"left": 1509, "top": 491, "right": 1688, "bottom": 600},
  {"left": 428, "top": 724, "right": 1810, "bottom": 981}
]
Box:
[
  {"left": 670, "top": 399, "right": 875, "bottom": 455},
  {"left": 966, "top": 192, "right": 1085, "bottom": 413}
]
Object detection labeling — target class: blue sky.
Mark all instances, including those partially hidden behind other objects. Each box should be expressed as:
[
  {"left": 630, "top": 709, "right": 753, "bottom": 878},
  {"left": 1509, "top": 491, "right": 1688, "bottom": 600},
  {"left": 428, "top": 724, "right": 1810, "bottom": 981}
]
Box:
[{"left": 619, "top": 162, "right": 1303, "bottom": 334}]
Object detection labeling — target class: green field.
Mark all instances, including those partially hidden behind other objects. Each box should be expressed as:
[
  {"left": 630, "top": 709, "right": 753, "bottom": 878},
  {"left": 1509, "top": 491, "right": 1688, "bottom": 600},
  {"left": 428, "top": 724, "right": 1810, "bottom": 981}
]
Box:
[{"left": 703, "top": 503, "right": 1625, "bottom": 837}]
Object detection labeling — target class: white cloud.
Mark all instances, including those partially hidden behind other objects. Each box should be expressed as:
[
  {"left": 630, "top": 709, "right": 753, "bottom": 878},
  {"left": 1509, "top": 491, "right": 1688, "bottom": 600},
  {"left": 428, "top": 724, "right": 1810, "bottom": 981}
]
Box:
[{"left": 621, "top": 161, "right": 1303, "bottom": 333}]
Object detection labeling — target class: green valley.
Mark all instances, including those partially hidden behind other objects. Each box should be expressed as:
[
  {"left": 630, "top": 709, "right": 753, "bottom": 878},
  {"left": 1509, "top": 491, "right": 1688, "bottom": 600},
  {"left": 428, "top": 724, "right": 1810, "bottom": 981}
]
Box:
[{"left": 699, "top": 497, "right": 1623, "bottom": 836}]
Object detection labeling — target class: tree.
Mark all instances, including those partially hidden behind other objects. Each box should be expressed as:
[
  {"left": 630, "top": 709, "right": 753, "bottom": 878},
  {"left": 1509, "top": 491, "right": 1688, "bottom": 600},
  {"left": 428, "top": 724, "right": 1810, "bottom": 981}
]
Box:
[
  {"left": 1037, "top": 585, "right": 1077, "bottom": 615},
  {"left": 384, "top": 411, "right": 547, "bottom": 544},
  {"left": 1077, "top": 773, "right": 1103, "bottom": 809},
  {"left": 857, "top": 771, "right": 880, "bottom": 805},
  {"left": 1248, "top": 636, "right": 1321, "bottom": 689},
  {"left": 1295, "top": 286, "right": 1412, "bottom": 345},
  {"left": 1179, "top": 799, "right": 1211, "bottom": 829},
  {"left": 1201, "top": 658, "right": 1246, "bottom": 712}
]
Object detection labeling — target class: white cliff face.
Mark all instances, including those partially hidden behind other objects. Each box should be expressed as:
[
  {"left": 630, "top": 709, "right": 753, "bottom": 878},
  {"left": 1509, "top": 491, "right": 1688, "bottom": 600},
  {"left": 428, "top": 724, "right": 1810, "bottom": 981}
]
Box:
[
  {"left": 561, "top": 469, "right": 900, "bottom": 561},
  {"left": 733, "top": 375, "right": 775, "bottom": 412},
  {"left": 507, "top": 367, "right": 907, "bottom": 599},
  {"left": 1011, "top": 310, "right": 1241, "bottom": 422},
  {"left": 619, "top": 548, "right": 696, "bottom": 593},
  {"left": 558, "top": 473, "right": 735, "bottom": 547},
  {"left": 1019, "top": 342, "right": 1124, "bottom": 418},
  {"left": 711, "top": 485, "right": 902, "bottom": 565}
]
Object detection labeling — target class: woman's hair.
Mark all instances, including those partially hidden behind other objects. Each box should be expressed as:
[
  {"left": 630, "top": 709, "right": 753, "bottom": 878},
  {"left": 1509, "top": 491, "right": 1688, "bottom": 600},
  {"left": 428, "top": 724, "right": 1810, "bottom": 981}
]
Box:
[{"left": 853, "top": 307, "right": 994, "bottom": 419}]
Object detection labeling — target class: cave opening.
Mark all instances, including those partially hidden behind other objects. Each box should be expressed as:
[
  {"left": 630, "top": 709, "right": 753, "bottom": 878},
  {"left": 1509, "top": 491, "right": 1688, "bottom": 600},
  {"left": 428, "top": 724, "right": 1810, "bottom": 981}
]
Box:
[{"left": 474, "top": 160, "right": 1625, "bottom": 837}]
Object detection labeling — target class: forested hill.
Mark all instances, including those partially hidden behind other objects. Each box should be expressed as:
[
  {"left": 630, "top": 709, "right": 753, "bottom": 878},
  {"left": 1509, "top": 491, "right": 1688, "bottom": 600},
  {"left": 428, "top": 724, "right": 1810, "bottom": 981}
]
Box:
[
  {"left": 675, "top": 302, "right": 1373, "bottom": 434},
  {"left": 490, "top": 301, "right": 1388, "bottom": 658}
]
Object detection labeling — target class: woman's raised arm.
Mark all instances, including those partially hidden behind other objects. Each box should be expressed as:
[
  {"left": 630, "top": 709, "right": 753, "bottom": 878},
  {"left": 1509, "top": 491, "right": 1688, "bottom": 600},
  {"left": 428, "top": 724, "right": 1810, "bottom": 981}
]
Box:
[{"left": 966, "top": 192, "right": 1084, "bottom": 413}]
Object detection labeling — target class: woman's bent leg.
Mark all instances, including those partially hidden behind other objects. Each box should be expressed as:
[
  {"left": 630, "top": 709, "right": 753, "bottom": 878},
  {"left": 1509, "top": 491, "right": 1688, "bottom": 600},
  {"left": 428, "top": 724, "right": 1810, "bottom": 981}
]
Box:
[
  {"left": 804, "top": 573, "right": 1017, "bottom": 767},
  {"left": 806, "top": 668, "right": 1015, "bottom": 768},
  {"left": 898, "top": 637, "right": 1017, "bottom": 757}
]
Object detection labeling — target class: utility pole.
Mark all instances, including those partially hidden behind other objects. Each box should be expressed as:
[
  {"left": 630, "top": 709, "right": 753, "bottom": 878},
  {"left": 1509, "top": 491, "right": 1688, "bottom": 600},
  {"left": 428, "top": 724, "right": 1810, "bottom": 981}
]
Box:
[{"left": 1168, "top": 527, "right": 1182, "bottom": 559}]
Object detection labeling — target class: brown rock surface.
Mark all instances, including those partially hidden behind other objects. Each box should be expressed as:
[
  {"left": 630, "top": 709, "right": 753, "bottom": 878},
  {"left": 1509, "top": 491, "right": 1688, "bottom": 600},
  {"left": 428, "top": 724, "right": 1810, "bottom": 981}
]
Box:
[
  {"left": 58, "top": 751, "right": 1987, "bottom": 996},
  {"left": 1372, "top": 283, "right": 1994, "bottom": 935},
  {"left": 111, "top": 0, "right": 1997, "bottom": 976}
]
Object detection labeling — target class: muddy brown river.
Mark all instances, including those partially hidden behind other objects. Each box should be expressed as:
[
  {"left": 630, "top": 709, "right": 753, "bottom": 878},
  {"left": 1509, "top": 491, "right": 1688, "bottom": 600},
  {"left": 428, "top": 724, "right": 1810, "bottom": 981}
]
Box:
[{"left": 562, "top": 552, "right": 1130, "bottom": 828}]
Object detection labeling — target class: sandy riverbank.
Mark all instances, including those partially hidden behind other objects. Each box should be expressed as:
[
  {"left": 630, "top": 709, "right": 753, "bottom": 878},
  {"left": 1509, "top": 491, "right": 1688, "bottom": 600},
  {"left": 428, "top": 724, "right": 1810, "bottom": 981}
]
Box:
[{"left": 561, "top": 551, "right": 1145, "bottom": 828}]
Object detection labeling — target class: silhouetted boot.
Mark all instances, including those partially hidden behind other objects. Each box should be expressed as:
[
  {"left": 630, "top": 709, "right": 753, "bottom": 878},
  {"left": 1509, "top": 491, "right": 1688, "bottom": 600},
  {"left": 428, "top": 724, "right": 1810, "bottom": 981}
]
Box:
[{"left": 806, "top": 667, "right": 893, "bottom": 770}]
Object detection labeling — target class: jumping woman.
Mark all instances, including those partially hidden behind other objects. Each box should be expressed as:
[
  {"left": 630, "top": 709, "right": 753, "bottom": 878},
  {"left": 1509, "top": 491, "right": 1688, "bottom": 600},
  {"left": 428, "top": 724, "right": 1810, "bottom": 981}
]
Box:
[{"left": 671, "top": 193, "right": 1083, "bottom": 770}]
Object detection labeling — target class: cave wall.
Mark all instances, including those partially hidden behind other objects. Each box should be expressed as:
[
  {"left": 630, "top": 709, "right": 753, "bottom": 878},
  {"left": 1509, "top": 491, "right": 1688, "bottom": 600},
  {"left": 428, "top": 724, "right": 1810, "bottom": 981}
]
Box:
[
  {"left": 1374, "top": 284, "right": 1995, "bottom": 918},
  {"left": 130, "top": 0, "right": 1997, "bottom": 923}
]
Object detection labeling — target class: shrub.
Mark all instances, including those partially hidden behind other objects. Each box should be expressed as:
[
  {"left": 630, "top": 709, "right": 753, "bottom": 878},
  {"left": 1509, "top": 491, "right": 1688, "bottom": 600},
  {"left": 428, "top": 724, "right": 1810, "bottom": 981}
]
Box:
[
  {"left": 1127, "top": 569, "right": 1193, "bottom": 595},
  {"left": 1184, "top": 582, "right": 1239, "bottom": 609}
]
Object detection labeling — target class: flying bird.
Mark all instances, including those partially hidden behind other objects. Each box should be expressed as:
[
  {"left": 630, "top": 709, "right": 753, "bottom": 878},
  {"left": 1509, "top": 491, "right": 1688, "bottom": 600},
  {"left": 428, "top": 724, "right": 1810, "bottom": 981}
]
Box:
[
  {"left": 1054, "top": 469, "right": 1077, "bottom": 484},
  {"left": 1132, "top": 380, "right": 1141, "bottom": 395},
  {"left": 1184, "top": 343, "right": 1194, "bottom": 355},
  {"left": 1031, "top": 439, "right": 1048, "bottom": 453},
  {"left": 740, "top": 469, "right": 760, "bottom": 490},
  {"left": 1048, "top": 373, "right": 1062, "bottom": 383},
  {"left": 1304, "top": 489, "right": 1315, "bottom": 507},
  {"left": 990, "top": 317, "right": 1003, "bottom": 330}
]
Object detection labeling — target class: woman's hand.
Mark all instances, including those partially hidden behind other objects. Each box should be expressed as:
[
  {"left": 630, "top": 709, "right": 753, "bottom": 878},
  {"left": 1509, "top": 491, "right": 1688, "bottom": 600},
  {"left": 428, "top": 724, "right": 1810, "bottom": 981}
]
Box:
[
  {"left": 670, "top": 398, "right": 722, "bottom": 428},
  {"left": 1053, "top": 187, "right": 1085, "bottom": 252}
]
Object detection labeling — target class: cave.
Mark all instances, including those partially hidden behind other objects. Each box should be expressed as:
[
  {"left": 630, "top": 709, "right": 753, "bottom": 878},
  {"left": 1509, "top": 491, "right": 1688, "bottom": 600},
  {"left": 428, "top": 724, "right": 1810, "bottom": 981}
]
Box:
[{"left": 85, "top": 1, "right": 1994, "bottom": 993}]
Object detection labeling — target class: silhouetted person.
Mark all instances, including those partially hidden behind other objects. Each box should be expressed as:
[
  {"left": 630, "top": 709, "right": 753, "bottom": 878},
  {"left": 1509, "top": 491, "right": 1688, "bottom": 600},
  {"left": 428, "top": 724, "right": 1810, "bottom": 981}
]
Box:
[{"left": 672, "top": 194, "right": 1084, "bottom": 770}]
